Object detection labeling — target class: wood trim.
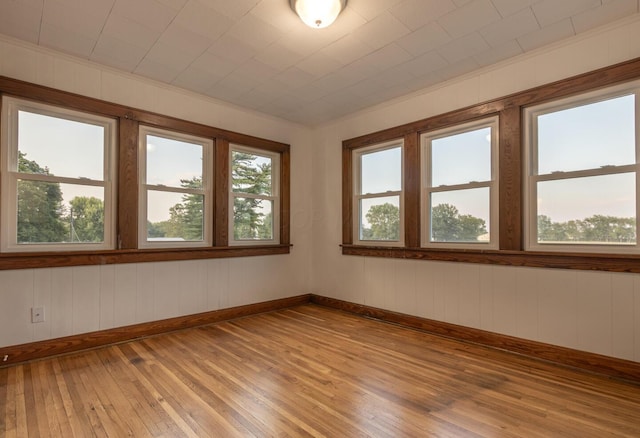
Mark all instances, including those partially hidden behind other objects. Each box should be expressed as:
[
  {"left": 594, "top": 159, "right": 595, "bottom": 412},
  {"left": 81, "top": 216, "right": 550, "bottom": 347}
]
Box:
[
  {"left": 310, "top": 295, "right": 640, "bottom": 384},
  {"left": 117, "top": 116, "right": 138, "bottom": 249},
  {"left": 341, "top": 244, "right": 640, "bottom": 273},
  {"left": 403, "top": 132, "right": 420, "bottom": 247},
  {"left": 214, "top": 138, "right": 230, "bottom": 246},
  {"left": 280, "top": 147, "right": 291, "bottom": 245},
  {"left": 498, "top": 106, "right": 521, "bottom": 251},
  {"left": 342, "top": 56, "right": 640, "bottom": 272},
  {"left": 0, "top": 294, "right": 312, "bottom": 367},
  {"left": 0, "top": 75, "right": 292, "bottom": 268},
  {"left": 0, "top": 245, "right": 291, "bottom": 270},
  {"left": 342, "top": 144, "right": 353, "bottom": 244}
]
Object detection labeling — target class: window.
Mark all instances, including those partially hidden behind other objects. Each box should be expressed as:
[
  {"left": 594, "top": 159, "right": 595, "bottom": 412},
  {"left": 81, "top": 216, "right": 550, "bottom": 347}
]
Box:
[
  {"left": 525, "top": 82, "right": 640, "bottom": 253},
  {"left": 353, "top": 141, "right": 404, "bottom": 246},
  {"left": 230, "top": 145, "right": 280, "bottom": 245},
  {"left": 138, "top": 127, "right": 213, "bottom": 248},
  {"left": 0, "top": 97, "right": 116, "bottom": 252},
  {"left": 421, "top": 118, "right": 499, "bottom": 249}
]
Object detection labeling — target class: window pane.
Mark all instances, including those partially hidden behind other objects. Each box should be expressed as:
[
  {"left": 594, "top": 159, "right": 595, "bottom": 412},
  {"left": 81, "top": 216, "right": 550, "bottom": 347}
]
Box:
[
  {"left": 430, "top": 188, "right": 489, "bottom": 243},
  {"left": 233, "top": 197, "right": 273, "bottom": 240},
  {"left": 146, "top": 190, "right": 204, "bottom": 242},
  {"left": 146, "top": 135, "right": 203, "bottom": 188},
  {"left": 18, "top": 110, "right": 104, "bottom": 180},
  {"left": 232, "top": 150, "right": 273, "bottom": 195},
  {"left": 361, "top": 146, "right": 401, "bottom": 194},
  {"left": 537, "top": 94, "right": 635, "bottom": 174},
  {"left": 17, "top": 181, "right": 104, "bottom": 244},
  {"left": 431, "top": 127, "right": 491, "bottom": 186},
  {"left": 359, "top": 196, "right": 400, "bottom": 241},
  {"left": 537, "top": 173, "right": 636, "bottom": 244}
]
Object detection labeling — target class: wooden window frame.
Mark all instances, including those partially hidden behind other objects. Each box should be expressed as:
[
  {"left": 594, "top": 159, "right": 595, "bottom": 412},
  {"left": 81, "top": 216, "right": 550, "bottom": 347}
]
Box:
[
  {"left": 421, "top": 116, "right": 499, "bottom": 250},
  {"left": 0, "top": 76, "right": 290, "bottom": 270},
  {"left": 228, "top": 144, "right": 281, "bottom": 246},
  {"left": 343, "top": 56, "right": 640, "bottom": 273},
  {"left": 353, "top": 139, "right": 405, "bottom": 247}
]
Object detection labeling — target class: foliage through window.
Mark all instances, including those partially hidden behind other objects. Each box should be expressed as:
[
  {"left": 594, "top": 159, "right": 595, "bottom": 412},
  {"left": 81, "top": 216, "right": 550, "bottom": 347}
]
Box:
[
  {"left": 525, "top": 82, "right": 640, "bottom": 253},
  {"left": 139, "top": 127, "right": 213, "bottom": 248},
  {"left": 230, "top": 145, "right": 279, "bottom": 244},
  {"left": 0, "top": 97, "right": 115, "bottom": 252},
  {"left": 422, "top": 117, "right": 498, "bottom": 248},
  {"left": 353, "top": 141, "right": 403, "bottom": 245}
]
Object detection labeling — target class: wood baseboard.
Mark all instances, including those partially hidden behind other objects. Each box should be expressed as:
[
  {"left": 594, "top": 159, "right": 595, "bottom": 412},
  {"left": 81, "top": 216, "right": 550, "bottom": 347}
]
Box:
[
  {"left": 310, "top": 295, "right": 640, "bottom": 384},
  {"left": 3, "top": 292, "right": 638, "bottom": 383},
  {"left": 0, "top": 294, "right": 312, "bottom": 367}
]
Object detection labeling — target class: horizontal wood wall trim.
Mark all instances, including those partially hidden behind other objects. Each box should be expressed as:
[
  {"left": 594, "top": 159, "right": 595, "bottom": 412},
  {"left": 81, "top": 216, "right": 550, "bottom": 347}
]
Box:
[
  {"left": 0, "top": 245, "right": 292, "bottom": 271},
  {"left": 311, "top": 295, "right": 640, "bottom": 384},
  {"left": 342, "top": 244, "right": 640, "bottom": 274},
  {"left": 0, "top": 294, "right": 312, "bottom": 367}
]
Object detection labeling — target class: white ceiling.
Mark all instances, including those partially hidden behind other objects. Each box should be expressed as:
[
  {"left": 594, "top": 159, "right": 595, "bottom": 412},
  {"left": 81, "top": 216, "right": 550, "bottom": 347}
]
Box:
[{"left": 1, "top": 0, "right": 638, "bottom": 126}]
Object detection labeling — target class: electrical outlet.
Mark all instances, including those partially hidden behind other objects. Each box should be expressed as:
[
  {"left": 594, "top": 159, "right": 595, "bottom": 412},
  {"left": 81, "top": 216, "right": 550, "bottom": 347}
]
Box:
[{"left": 31, "top": 307, "right": 45, "bottom": 323}]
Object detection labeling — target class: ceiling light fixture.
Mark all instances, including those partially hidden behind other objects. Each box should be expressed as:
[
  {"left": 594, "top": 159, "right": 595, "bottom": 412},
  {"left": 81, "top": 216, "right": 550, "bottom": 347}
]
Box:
[{"left": 290, "top": 0, "right": 347, "bottom": 29}]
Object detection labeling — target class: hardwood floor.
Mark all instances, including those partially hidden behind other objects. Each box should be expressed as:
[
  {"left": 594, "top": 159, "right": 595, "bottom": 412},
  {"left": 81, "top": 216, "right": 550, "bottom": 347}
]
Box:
[{"left": 1, "top": 304, "right": 639, "bottom": 437}]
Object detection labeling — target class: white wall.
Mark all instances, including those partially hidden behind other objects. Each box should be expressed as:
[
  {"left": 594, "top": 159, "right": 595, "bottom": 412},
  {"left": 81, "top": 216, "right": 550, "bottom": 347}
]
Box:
[
  {"left": 312, "top": 15, "right": 640, "bottom": 363},
  {"left": 0, "top": 36, "right": 315, "bottom": 348},
  {"left": 2, "top": 15, "right": 640, "bottom": 365}
]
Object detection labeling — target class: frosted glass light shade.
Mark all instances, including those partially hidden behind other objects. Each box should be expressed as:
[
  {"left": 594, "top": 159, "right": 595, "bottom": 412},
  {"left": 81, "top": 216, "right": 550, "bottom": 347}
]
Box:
[{"left": 290, "top": 0, "right": 347, "bottom": 29}]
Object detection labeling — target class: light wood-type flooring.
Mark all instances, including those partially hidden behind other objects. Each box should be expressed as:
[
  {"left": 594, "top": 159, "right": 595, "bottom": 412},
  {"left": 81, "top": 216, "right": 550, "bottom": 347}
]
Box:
[{"left": 1, "top": 304, "right": 640, "bottom": 437}]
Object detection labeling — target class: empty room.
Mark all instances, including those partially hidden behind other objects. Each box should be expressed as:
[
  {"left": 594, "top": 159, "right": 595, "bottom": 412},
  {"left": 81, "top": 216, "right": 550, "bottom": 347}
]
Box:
[{"left": 1, "top": 0, "right": 640, "bottom": 436}]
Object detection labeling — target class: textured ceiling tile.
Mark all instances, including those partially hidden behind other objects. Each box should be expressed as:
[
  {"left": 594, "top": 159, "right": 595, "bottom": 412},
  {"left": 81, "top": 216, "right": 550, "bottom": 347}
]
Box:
[
  {"left": 396, "top": 22, "right": 452, "bottom": 56},
  {"left": 571, "top": 0, "right": 638, "bottom": 33},
  {"left": 473, "top": 40, "right": 523, "bottom": 66},
  {"left": 390, "top": 0, "right": 456, "bottom": 31},
  {"left": 143, "top": 41, "right": 200, "bottom": 71},
  {"left": 157, "top": 23, "right": 213, "bottom": 56},
  {"left": 351, "top": 12, "right": 411, "bottom": 50},
  {"left": 531, "top": 0, "right": 601, "bottom": 27},
  {"left": 43, "top": 0, "right": 109, "bottom": 40},
  {"left": 155, "top": 0, "right": 188, "bottom": 10},
  {"left": 479, "top": 8, "right": 540, "bottom": 47},
  {"left": 39, "top": 22, "right": 96, "bottom": 58},
  {"left": 206, "top": 35, "right": 257, "bottom": 63},
  {"left": 111, "top": 0, "right": 176, "bottom": 33},
  {"left": 399, "top": 51, "right": 449, "bottom": 77},
  {"left": 91, "top": 35, "right": 148, "bottom": 71},
  {"left": 174, "top": 0, "right": 234, "bottom": 41},
  {"left": 190, "top": 51, "right": 238, "bottom": 76},
  {"left": 349, "top": 44, "right": 413, "bottom": 73},
  {"left": 0, "top": 0, "right": 44, "bottom": 43},
  {"left": 437, "top": 33, "right": 490, "bottom": 63},
  {"left": 348, "top": 0, "right": 405, "bottom": 21},
  {"left": 249, "top": 0, "right": 299, "bottom": 33},
  {"left": 134, "top": 57, "right": 183, "bottom": 82},
  {"left": 226, "top": 13, "right": 284, "bottom": 51},
  {"left": 172, "top": 65, "right": 223, "bottom": 94},
  {"left": 437, "top": 0, "right": 501, "bottom": 38},
  {"left": 100, "top": 13, "right": 161, "bottom": 51},
  {"left": 254, "top": 43, "right": 306, "bottom": 71},
  {"left": 490, "top": 0, "right": 541, "bottom": 18},
  {"left": 296, "top": 52, "right": 344, "bottom": 78},
  {"left": 517, "top": 18, "right": 575, "bottom": 52},
  {"left": 204, "top": 0, "right": 260, "bottom": 19},
  {"left": 319, "top": 35, "right": 374, "bottom": 65}
]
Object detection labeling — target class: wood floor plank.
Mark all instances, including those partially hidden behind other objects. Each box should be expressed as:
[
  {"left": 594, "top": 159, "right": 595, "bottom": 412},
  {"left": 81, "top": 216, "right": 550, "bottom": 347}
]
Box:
[{"left": 1, "top": 304, "right": 639, "bottom": 437}]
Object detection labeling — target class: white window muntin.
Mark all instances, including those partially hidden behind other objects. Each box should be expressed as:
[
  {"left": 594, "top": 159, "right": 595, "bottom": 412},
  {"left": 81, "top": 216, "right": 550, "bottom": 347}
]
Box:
[
  {"left": 421, "top": 117, "right": 499, "bottom": 249},
  {"left": 229, "top": 144, "right": 280, "bottom": 246},
  {"left": 353, "top": 140, "right": 405, "bottom": 246},
  {"left": 0, "top": 96, "right": 116, "bottom": 252},
  {"left": 524, "top": 81, "right": 640, "bottom": 253},
  {"left": 138, "top": 126, "right": 213, "bottom": 248}
]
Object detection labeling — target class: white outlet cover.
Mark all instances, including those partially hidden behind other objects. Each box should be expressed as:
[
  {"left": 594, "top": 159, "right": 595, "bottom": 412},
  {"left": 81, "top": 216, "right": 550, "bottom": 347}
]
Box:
[{"left": 31, "top": 307, "right": 45, "bottom": 323}]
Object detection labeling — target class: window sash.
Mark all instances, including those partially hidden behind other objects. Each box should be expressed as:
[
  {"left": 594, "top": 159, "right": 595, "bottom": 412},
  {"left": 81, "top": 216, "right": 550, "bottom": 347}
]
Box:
[
  {"left": 352, "top": 140, "right": 404, "bottom": 246},
  {"left": 421, "top": 117, "right": 499, "bottom": 249},
  {"left": 138, "top": 126, "right": 213, "bottom": 248},
  {"left": 0, "top": 97, "right": 115, "bottom": 252},
  {"left": 229, "top": 144, "right": 280, "bottom": 245},
  {"left": 525, "top": 82, "right": 640, "bottom": 253}
]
